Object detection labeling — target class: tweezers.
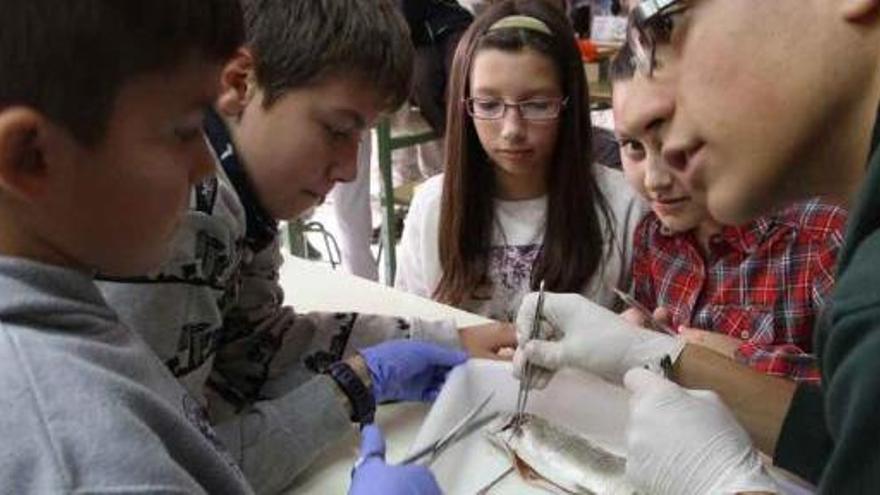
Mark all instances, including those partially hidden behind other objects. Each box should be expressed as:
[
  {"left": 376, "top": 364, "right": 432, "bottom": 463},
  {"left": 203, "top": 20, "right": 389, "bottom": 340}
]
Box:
[
  {"left": 401, "top": 392, "right": 495, "bottom": 465},
  {"left": 513, "top": 280, "right": 546, "bottom": 430},
  {"left": 613, "top": 287, "right": 677, "bottom": 336}
]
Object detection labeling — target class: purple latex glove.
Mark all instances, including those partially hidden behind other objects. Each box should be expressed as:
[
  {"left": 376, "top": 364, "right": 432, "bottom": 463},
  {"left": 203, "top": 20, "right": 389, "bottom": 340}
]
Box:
[
  {"left": 360, "top": 340, "right": 467, "bottom": 403},
  {"left": 349, "top": 424, "right": 442, "bottom": 495}
]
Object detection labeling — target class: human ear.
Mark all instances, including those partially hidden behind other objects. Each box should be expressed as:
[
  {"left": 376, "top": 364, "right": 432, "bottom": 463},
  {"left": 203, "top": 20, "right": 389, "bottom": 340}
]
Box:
[
  {"left": 0, "top": 108, "right": 50, "bottom": 201},
  {"left": 840, "top": 0, "right": 880, "bottom": 22},
  {"left": 215, "top": 48, "right": 259, "bottom": 118}
]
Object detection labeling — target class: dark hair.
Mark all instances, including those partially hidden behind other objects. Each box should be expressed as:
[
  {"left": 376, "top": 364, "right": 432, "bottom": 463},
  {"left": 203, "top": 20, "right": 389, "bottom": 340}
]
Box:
[
  {"left": 0, "top": 0, "right": 243, "bottom": 147},
  {"left": 435, "top": 0, "right": 615, "bottom": 306},
  {"left": 610, "top": 42, "right": 637, "bottom": 82},
  {"left": 241, "top": 0, "right": 415, "bottom": 111}
]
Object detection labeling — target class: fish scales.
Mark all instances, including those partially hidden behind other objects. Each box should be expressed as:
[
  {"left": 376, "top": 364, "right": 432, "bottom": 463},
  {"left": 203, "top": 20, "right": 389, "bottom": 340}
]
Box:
[{"left": 484, "top": 413, "right": 638, "bottom": 495}]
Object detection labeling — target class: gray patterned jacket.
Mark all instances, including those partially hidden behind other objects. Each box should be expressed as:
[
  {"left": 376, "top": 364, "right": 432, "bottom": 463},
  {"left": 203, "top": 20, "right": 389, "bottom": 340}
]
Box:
[{"left": 98, "top": 161, "right": 458, "bottom": 494}]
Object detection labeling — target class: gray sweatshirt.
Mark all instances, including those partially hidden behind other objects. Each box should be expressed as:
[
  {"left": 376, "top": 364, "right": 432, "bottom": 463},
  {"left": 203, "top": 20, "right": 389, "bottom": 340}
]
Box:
[
  {"left": 0, "top": 258, "right": 253, "bottom": 494},
  {"left": 98, "top": 148, "right": 458, "bottom": 494}
]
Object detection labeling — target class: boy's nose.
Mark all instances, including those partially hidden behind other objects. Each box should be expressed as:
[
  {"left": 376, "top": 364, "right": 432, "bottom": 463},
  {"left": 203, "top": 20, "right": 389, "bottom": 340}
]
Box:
[
  {"left": 189, "top": 136, "right": 216, "bottom": 184},
  {"left": 331, "top": 134, "right": 361, "bottom": 184}
]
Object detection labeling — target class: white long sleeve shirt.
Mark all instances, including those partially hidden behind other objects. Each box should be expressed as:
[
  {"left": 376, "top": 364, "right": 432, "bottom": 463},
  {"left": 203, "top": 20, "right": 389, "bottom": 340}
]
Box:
[{"left": 396, "top": 165, "right": 647, "bottom": 321}]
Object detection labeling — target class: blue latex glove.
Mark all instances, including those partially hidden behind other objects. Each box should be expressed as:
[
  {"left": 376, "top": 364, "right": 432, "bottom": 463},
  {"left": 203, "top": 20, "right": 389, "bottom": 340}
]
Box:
[
  {"left": 360, "top": 340, "right": 467, "bottom": 403},
  {"left": 349, "top": 424, "right": 442, "bottom": 495}
]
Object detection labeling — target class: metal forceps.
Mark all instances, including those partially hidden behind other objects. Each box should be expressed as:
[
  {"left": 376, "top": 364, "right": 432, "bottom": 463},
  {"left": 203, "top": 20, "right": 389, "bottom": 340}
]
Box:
[
  {"left": 613, "top": 287, "right": 677, "bottom": 336},
  {"left": 512, "top": 280, "right": 546, "bottom": 431},
  {"left": 400, "top": 392, "right": 495, "bottom": 465}
]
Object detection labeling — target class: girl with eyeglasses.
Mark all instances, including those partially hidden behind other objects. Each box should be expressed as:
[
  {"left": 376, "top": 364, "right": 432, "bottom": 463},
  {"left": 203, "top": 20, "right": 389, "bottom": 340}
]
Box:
[{"left": 396, "top": 0, "right": 644, "bottom": 323}]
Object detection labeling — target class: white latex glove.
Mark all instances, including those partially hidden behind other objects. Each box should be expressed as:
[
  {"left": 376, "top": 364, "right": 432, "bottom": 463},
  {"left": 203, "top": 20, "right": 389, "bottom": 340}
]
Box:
[
  {"left": 624, "top": 368, "right": 779, "bottom": 495},
  {"left": 512, "top": 292, "right": 685, "bottom": 385}
]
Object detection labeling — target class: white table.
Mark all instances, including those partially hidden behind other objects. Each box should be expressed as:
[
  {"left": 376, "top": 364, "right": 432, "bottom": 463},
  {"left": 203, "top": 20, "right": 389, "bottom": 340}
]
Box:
[
  {"left": 279, "top": 256, "right": 814, "bottom": 494},
  {"left": 280, "top": 255, "right": 490, "bottom": 493}
]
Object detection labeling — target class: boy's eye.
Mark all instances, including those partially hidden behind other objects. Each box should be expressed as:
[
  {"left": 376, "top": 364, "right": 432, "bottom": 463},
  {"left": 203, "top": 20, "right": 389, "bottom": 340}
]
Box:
[
  {"left": 323, "top": 122, "right": 356, "bottom": 141},
  {"left": 173, "top": 126, "right": 203, "bottom": 143},
  {"left": 649, "top": 6, "right": 689, "bottom": 45}
]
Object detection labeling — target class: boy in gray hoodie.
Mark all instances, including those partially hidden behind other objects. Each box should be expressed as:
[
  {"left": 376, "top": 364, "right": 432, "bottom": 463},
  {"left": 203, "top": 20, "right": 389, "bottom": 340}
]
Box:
[
  {"left": 0, "top": 1, "right": 252, "bottom": 492},
  {"left": 97, "top": 1, "right": 514, "bottom": 493}
]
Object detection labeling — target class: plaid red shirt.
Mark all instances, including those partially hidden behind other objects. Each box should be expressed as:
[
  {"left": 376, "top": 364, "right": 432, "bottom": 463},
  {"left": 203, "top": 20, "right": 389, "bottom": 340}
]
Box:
[{"left": 632, "top": 199, "right": 847, "bottom": 383}]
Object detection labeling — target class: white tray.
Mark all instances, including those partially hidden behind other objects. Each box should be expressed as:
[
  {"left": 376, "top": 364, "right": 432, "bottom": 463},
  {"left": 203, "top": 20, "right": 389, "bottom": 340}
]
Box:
[{"left": 405, "top": 360, "right": 631, "bottom": 494}]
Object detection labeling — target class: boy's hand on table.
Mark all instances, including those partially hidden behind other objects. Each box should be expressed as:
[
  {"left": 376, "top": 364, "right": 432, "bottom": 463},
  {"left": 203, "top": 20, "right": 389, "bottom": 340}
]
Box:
[
  {"left": 458, "top": 322, "right": 517, "bottom": 360},
  {"left": 624, "top": 368, "right": 778, "bottom": 495},
  {"left": 359, "top": 340, "right": 467, "bottom": 403},
  {"left": 679, "top": 327, "right": 742, "bottom": 360}
]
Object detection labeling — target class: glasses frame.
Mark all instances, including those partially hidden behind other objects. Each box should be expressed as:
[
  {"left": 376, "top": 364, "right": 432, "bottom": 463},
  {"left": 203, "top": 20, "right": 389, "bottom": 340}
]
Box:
[
  {"left": 464, "top": 96, "right": 569, "bottom": 122},
  {"left": 628, "top": 0, "right": 689, "bottom": 76}
]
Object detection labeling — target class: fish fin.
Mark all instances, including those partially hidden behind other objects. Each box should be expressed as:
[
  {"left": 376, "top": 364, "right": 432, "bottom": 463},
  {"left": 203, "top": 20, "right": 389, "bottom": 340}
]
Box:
[{"left": 512, "top": 453, "right": 584, "bottom": 495}]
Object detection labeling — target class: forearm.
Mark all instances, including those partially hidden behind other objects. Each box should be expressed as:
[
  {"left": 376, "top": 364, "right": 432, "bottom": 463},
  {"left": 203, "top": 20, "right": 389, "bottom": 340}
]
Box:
[
  {"left": 212, "top": 374, "right": 354, "bottom": 495},
  {"left": 671, "top": 344, "right": 796, "bottom": 456}
]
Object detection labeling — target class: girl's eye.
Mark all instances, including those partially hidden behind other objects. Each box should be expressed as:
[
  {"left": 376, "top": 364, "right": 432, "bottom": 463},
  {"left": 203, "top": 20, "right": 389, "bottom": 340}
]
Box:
[
  {"left": 522, "top": 101, "right": 551, "bottom": 112},
  {"left": 474, "top": 99, "right": 502, "bottom": 113},
  {"left": 619, "top": 139, "right": 646, "bottom": 160}
]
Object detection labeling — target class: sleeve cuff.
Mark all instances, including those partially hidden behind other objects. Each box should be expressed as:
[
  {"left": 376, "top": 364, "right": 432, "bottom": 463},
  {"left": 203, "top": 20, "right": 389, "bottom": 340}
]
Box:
[
  {"left": 773, "top": 383, "right": 832, "bottom": 485},
  {"left": 408, "top": 318, "right": 460, "bottom": 349}
]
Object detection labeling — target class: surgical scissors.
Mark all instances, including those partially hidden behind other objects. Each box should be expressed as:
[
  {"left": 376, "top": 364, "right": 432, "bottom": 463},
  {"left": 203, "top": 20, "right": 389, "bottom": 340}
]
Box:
[
  {"left": 400, "top": 392, "right": 495, "bottom": 465},
  {"left": 512, "top": 280, "right": 546, "bottom": 431}
]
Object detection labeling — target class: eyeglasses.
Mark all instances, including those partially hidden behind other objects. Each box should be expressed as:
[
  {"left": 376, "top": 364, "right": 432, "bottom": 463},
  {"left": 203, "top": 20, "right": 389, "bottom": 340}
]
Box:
[
  {"left": 628, "top": 0, "right": 690, "bottom": 76},
  {"left": 464, "top": 97, "right": 568, "bottom": 121}
]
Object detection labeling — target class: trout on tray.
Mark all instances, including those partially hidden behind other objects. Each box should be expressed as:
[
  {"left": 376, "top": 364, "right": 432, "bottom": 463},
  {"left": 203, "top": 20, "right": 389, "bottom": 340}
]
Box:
[{"left": 484, "top": 413, "right": 638, "bottom": 495}]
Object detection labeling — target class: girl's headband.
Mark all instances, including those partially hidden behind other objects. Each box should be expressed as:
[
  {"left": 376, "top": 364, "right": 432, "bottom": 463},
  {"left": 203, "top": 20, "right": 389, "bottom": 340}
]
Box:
[{"left": 486, "top": 15, "right": 553, "bottom": 36}]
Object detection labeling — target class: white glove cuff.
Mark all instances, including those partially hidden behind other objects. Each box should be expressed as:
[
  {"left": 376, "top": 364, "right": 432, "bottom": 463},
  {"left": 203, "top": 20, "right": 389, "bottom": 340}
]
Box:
[
  {"left": 711, "top": 451, "right": 779, "bottom": 494},
  {"left": 624, "top": 335, "right": 686, "bottom": 379}
]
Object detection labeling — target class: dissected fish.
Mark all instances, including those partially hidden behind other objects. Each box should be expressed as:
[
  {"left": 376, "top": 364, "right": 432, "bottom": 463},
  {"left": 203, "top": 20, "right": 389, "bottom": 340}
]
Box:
[{"left": 484, "top": 413, "right": 638, "bottom": 495}]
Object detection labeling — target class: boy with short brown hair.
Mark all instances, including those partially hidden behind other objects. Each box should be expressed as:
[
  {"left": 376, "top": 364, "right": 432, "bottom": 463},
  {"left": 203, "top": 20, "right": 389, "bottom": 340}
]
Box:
[
  {"left": 0, "top": 0, "right": 250, "bottom": 492},
  {"left": 97, "top": 1, "right": 512, "bottom": 492}
]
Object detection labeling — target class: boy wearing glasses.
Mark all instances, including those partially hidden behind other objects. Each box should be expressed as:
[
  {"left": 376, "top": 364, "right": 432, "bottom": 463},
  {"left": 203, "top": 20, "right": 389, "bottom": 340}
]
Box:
[{"left": 515, "top": 0, "right": 880, "bottom": 492}]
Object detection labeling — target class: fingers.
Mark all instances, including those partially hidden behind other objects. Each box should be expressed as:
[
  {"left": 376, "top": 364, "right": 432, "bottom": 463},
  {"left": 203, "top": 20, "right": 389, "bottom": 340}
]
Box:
[
  {"left": 684, "top": 388, "right": 722, "bottom": 403},
  {"left": 358, "top": 424, "right": 387, "bottom": 460},
  {"left": 528, "top": 367, "right": 552, "bottom": 390},
  {"left": 460, "top": 323, "right": 519, "bottom": 359},
  {"left": 399, "top": 466, "right": 442, "bottom": 495},
  {"left": 496, "top": 323, "right": 519, "bottom": 347},
  {"left": 512, "top": 348, "right": 553, "bottom": 390},
  {"left": 521, "top": 340, "right": 566, "bottom": 371},
  {"left": 620, "top": 307, "right": 647, "bottom": 327},
  {"left": 653, "top": 307, "right": 672, "bottom": 325},
  {"left": 423, "top": 344, "right": 469, "bottom": 368},
  {"left": 422, "top": 367, "right": 453, "bottom": 401}
]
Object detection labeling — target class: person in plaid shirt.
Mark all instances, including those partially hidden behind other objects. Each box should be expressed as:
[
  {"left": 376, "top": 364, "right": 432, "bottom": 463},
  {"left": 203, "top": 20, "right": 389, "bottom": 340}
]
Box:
[{"left": 611, "top": 51, "right": 847, "bottom": 383}]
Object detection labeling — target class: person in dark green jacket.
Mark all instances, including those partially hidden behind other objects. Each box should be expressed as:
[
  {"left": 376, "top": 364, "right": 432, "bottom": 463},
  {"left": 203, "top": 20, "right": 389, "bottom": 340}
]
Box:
[{"left": 512, "top": 1, "right": 880, "bottom": 493}]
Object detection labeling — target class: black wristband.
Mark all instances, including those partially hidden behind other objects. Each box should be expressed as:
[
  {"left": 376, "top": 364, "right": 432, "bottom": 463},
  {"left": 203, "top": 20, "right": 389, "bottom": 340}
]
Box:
[{"left": 326, "top": 361, "right": 376, "bottom": 424}]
